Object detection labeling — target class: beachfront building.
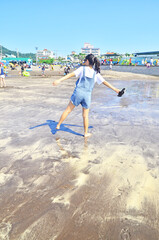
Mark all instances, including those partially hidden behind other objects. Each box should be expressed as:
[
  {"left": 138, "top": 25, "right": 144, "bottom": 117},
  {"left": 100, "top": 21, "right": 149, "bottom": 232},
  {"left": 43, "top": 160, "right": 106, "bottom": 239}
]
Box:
[
  {"left": 0, "top": 54, "right": 6, "bottom": 60},
  {"left": 37, "top": 49, "right": 54, "bottom": 60},
  {"left": 133, "top": 51, "right": 159, "bottom": 58},
  {"left": 101, "top": 52, "right": 121, "bottom": 64},
  {"left": 68, "top": 52, "right": 80, "bottom": 63},
  {"left": 132, "top": 51, "right": 159, "bottom": 65},
  {"left": 101, "top": 52, "right": 120, "bottom": 59},
  {"left": 3, "top": 54, "right": 16, "bottom": 58},
  {"left": 0, "top": 53, "right": 16, "bottom": 60},
  {"left": 81, "top": 43, "right": 100, "bottom": 56}
]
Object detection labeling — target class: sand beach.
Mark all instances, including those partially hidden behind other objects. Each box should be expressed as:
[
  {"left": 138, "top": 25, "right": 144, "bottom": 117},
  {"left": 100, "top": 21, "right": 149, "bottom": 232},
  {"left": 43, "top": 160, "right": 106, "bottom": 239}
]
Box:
[{"left": 0, "top": 66, "right": 159, "bottom": 239}]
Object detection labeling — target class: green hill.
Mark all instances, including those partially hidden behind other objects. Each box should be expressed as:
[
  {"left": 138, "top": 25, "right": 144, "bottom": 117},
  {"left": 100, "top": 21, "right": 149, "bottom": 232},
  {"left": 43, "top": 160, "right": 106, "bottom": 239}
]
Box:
[{"left": 1, "top": 46, "right": 36, "bottom": 60}]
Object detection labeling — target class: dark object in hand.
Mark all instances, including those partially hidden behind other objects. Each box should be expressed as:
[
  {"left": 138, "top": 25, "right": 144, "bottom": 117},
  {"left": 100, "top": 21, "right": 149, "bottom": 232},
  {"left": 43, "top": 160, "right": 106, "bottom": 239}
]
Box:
[{"left": 118, "top": 88, "right": 125, "bottom": 97}]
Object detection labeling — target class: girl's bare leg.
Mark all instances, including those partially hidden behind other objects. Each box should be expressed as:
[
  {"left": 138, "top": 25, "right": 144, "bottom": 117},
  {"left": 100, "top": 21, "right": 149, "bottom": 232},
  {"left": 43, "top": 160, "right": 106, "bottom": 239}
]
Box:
[
  {"left": 56, "top": 101, "right": 75, "bottom": 129},
  {"left": 2, "top": 79, "right": 6, "bottom": 87},
  {"left": 82, "top": 108, "right": 91, "bottom": 137}
]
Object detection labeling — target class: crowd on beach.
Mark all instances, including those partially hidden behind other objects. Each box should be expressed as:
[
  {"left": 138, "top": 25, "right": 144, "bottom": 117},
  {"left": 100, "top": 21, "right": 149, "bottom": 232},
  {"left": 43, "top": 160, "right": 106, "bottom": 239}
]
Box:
[
  {"left": 0, "top": 61, "right": 75, "bottom": 85},
  {"left": 1, "top": 54, "right": 159, "bottom": 88}
]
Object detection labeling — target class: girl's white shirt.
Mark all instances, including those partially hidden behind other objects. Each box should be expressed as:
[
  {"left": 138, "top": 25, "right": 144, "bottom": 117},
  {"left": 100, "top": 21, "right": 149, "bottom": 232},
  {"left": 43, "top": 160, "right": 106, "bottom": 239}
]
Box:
[{"left": 74, "top": 66, "right": 105, "bottom": 85}]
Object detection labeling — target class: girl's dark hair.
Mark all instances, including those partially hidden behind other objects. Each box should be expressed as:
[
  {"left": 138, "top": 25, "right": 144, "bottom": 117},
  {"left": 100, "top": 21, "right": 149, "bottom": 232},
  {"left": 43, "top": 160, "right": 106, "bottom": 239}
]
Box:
[{"left": 85, "top": 54, "right": 100, "bottom": 73}]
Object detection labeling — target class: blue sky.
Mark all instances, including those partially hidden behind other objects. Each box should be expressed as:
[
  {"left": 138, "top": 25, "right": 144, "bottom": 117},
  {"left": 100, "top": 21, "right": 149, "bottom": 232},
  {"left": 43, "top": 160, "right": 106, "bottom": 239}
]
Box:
[{"left": 1, "top": 0, "right": 159, "bottom": 56}]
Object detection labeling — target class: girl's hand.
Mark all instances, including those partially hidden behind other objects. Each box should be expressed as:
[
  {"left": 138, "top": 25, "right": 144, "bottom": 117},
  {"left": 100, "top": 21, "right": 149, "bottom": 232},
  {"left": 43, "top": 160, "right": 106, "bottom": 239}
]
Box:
[
  {"left": 115, "top": 89, "right": 120, "bottom": 94},
  {"left": 53, "top": 72, "right": 75, "bottom": 86},
  {"left": 117, "top": 88, "right": 125, "bottom": 97},
  {"left": 53, "top": 80, "right": 60, "bottom": 86}
]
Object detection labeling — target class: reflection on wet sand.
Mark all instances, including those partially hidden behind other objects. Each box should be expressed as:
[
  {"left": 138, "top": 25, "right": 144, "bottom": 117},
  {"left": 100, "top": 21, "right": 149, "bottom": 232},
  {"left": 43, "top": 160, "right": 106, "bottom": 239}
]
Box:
[{"left": 0, "top": 74, "right": 159, "bottom": 239}]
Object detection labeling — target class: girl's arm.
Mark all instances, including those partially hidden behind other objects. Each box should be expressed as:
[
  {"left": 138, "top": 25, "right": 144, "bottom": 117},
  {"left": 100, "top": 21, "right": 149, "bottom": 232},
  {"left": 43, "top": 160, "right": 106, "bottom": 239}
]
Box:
[
  {"left": 53, "top": 72, "right": 75, "bottom": 86},
  {"left": 102, "top": 80, "right": 120, "bottom": 94}
]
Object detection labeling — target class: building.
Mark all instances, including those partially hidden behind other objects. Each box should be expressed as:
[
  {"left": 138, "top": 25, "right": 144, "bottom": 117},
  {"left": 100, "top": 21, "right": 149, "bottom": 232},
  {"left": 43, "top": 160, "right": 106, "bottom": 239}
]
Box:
[
  {"left": 81, "top": 43, "right": 100, "bottom": 56},
  {"left": 37, "top": 49, "right": 54, "bottom": 60},
  {"left": 0, "top": 54, "right": 16, "bottom": 60},
  {"left": 101, "top": 52, "right": 120, "bottom": 59},
  {"left": 4, "top": 54, "right": 16, "bottom": 58},
  {"left": 130, "top": 51, "right": 159, "bottom": 65},
  {"left": 133, "top": 51, "right": 159, "bottom": 58}
]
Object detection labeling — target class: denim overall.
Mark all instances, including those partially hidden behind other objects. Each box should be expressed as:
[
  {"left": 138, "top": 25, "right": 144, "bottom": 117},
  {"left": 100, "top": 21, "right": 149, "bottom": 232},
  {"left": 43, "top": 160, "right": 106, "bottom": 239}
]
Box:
[{"left": 71, "top": 67, "right": 96, "bottom": 109}]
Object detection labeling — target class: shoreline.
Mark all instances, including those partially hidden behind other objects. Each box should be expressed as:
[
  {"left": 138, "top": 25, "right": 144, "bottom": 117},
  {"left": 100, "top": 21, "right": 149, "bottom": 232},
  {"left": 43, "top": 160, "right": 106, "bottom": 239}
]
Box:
[{"left": 101, "top": 65, "right": 159, "bottom": 77}]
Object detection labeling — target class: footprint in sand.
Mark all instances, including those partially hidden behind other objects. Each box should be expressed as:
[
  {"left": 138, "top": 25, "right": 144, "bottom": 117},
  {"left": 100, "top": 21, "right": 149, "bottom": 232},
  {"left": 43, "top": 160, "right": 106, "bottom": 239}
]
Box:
[
  {"left": 120, "top": 228, "right": 131, "bottom": 240},
  {"left": 0, "top": 222, "right": 12, "bottom": 240}
]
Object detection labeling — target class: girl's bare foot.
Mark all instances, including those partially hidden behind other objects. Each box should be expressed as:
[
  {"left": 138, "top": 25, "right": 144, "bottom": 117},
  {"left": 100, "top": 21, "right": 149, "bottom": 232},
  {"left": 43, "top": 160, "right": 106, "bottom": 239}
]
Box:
[
  {"left": 84, "top": 133, "right": 92, "bottom": 138},
  {"left": 56, "top": 124, "right": 60, "bottom": 129}
]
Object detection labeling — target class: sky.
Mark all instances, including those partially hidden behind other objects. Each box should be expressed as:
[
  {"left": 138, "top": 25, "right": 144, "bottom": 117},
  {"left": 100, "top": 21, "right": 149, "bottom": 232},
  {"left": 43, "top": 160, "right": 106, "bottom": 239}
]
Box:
[{"left": 1, "top": 0, "right": 159, "bottom": 56}]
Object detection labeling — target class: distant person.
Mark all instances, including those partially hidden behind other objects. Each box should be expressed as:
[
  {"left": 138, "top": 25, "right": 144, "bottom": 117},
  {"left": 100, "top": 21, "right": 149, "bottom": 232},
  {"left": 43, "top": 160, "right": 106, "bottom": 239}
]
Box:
[
  {"left": 64, "top": 66, "right": 70, "bottom": 75},
  {"left": 67, "top": 66, "right": 70, "bottom": 73},
  {"left": 10, "top": 64, "right": 15, "bottom": 70},
  {"left": 0, "top": 66, "right": 6, "bottom": 88},
  {"left": 142, "top": 59, "right": 145, "bottom": 65},
  {"left": 129, "top": 58, "right": 132, "bottom": 65},
  {"left": 64, "top": 67, "right": 67, "bottom": 75},
  {"left": 109, "top": 59, "right": 113, "bottom": 70},
  {"left": 53, "top": 54, "right": 125, "bottom": 137},
  {"left": 21, "top": 65, "right": 24, "bottom": 76},
  {"left": 150, "top": 58, "right": 153, "bottom": 66},
  {"left": 42, "top": 65, "right": 45, "bottom": 76},
  {"left": 155, "top": 59, "right": 158, "bottom": 66}
]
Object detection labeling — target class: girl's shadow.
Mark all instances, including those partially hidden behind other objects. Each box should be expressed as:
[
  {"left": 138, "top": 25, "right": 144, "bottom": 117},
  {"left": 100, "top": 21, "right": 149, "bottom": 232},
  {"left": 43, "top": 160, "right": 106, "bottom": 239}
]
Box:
[{"left": 30, "top": 120, "right": 93, "bottom": 137}]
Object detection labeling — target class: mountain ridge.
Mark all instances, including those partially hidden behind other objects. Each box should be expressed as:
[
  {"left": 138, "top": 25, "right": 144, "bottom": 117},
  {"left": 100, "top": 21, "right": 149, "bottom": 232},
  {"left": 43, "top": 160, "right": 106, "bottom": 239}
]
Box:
[{"left": 1, "top": 46, "right": 36, "bottom": 60}]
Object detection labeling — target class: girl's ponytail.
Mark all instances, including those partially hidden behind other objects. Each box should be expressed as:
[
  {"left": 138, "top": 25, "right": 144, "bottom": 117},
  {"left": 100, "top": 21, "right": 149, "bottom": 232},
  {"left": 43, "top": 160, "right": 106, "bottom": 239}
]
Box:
[
  {"left": 84, "top": 54, "right": 101, "bottom": 73},
  {"left": 94, "top": 57, "right": 100, "bottom": 73}
]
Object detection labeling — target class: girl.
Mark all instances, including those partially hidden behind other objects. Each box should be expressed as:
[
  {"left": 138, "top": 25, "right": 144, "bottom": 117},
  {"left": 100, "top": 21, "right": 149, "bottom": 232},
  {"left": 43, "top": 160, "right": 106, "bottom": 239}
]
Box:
[
  {"left": 53, "top": 54, "right": 125, "bottom": 137},
  {"left": 0, "top": 66, "right": 6, "bottom": 88}
]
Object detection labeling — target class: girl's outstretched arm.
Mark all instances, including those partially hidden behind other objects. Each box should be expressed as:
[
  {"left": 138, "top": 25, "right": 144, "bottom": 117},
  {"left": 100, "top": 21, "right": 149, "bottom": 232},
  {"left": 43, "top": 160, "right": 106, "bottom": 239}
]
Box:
[
  {"left": 102, "top": 80, "right": 120, "bottom": 94},
  {"left": 53, "top": 72, "right": 75, "bottom": 86}
]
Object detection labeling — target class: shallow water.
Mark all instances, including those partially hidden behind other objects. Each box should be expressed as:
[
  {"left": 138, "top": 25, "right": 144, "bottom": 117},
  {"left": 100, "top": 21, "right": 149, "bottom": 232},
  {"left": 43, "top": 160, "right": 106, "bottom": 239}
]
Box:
[
  {"left": 92, "top": 80, "right": 159, "bottom": 125},
  {"left": 101, "top": 65, "right": 159, "bottom": 76},
  {"left": 0, "top": 76, "right": 159, "bottom": 239}
]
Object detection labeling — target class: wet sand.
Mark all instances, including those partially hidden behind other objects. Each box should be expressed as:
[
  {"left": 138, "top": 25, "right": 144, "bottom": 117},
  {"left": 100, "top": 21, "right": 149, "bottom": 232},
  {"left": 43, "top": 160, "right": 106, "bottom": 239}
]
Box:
[{"left": 1, "top": 68, "right": 159, "bottom": 240}]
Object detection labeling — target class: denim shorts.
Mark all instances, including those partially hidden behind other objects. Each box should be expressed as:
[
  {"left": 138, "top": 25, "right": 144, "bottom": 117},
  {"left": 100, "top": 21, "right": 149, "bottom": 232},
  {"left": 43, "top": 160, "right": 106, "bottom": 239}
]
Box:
[{"left": 71, "top": 88, "right": 91, "bottom": 109}]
